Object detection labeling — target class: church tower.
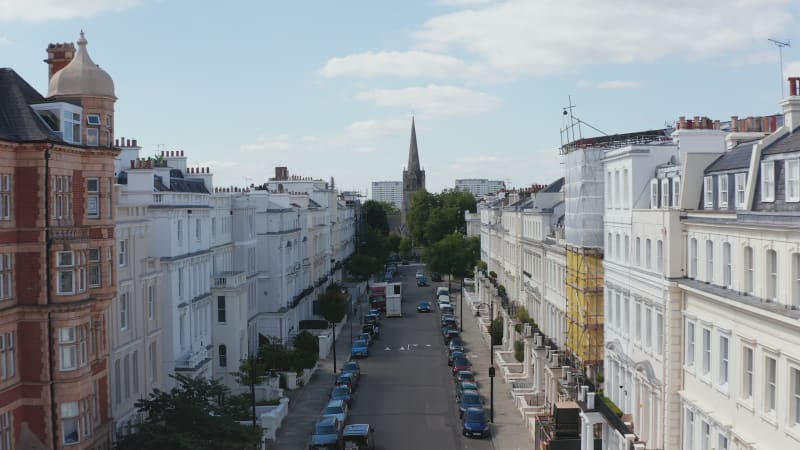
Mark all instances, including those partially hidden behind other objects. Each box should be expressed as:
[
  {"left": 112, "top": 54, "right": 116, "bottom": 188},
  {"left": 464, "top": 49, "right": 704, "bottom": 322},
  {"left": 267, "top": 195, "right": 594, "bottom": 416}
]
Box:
[{"left": 401, "top": 117, "right": 426, "bottom": 234}]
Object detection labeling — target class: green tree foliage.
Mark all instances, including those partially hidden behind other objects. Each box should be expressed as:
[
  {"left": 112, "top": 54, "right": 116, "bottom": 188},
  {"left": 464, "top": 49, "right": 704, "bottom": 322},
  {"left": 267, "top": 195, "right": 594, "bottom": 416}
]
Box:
[
  {"left": 363, "top": 200, "right": 390, "bottom": 235},
  {"left": 398, "top": 237, "right": 412, "bottom": 259},
  {"left": 408, "top": 189, "right": 477, "bottom": 246},
  {"left": 115, "top": 374, "right": 261, "bottom": 450},
  {"left": 318, "top": 285, "right": 347, "bottom": 324},
  {"left": 408, "top": 190, "right": 435, "bottom": 245},
  {"left": 422, "top": 232, "right": 481, "bottom": 280},
  {"left": 386, "top": 233, "right": 401, "bottom": 254},
  {"left": 490, "top": 318, "right": 504, "bottom": 346},
  {"left": 293, "top": 330, "right": 319, "bottom": 356}
]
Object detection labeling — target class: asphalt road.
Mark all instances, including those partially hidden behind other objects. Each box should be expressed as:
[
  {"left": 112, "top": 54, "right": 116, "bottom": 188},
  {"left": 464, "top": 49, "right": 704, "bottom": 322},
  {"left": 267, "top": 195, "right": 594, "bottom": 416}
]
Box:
[{"left": 346, "top": 264, "right": 494, "bottom": 450}]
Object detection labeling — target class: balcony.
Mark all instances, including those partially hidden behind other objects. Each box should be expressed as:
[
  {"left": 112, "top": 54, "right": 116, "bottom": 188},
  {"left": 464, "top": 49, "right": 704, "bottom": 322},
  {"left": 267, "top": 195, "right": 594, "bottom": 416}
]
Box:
[
  {"left": 213, "top": 271, "right": 246, "bottom": 289},
  {"left": 175, "top": 347, "right": 209, "bottom": 371},
  {"left": 152, "top": 192, "right": 209, "bottom": 207},
  {"left": 51, "top": 227, "right": 90, "bottom": 242}
]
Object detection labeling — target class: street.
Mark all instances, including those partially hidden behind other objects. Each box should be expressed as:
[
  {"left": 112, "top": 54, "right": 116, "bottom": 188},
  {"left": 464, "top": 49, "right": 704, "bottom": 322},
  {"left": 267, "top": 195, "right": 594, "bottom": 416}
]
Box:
[{"left": 345, "top": 264, "right": 495, "bottom": 450}]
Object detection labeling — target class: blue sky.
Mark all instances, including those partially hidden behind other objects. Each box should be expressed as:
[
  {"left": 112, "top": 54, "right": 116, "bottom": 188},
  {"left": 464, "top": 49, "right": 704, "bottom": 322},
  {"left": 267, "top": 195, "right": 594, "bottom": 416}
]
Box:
[{"left": 2, "top": 0, "right": 800, "bottom": 194}]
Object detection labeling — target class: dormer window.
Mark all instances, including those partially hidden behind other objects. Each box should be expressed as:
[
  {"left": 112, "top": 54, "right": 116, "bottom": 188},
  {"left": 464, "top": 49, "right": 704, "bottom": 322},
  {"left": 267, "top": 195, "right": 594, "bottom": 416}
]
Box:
[
  {"left": 704, "top": 176, "right": 714, "bottom": 208},
  {"left": 31, "top": 102, "right": 82, "bottom": 145},
  {"left": 661, "top": 178, "right": 670, "bottom": 209},
  {"left": 86, "top": 114, "right": 101, "bottom": 126},
  {"left": 786, "top": 159, "right": 799, "bottom": 203},
  {"left": 761, "top": 161, "right": 775, "bottom": 202},
  {"left": 650, "top": 179, "right": 659, "bottom": 209},
  {"left": 718, "top": 175, "right": 728, "bottom": 208}
]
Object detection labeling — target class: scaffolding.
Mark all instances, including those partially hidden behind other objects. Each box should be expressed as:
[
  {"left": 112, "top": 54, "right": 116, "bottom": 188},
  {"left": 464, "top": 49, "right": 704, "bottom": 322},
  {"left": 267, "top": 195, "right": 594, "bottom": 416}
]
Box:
[{"left": 565, "top": 246, "right": 604, "bottom": 368}]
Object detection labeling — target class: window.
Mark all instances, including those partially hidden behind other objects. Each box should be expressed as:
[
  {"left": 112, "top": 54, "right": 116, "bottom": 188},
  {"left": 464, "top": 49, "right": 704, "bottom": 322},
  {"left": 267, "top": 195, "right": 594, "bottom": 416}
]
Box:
[
  {"left": 178, "top": 268, "right": 184, "bottom": 299},
  {"left": 87, "top": 249, "right": 100, "bottom": 288},
  {"left": 792, "top": 368, "right": 800, "bottom": 425},
  {"left": 177, "top": 220, "right": 183, "bottom": 242},
  {"left": 615, "top": 171, "right": 620, "bottom": 208},
  {"left": 645, "top": 307, "right": 652, "bottom": 348},
  {"left": 607, "top": 233, "right": 612, "bottom": 256},
  {"left": 704, "top": 176, "right": 714, "bottom": 207},
  {"left": 86, "top": 114, "right": 101, "bottom": 125},
  {"left": 636, "top": 302, "right": 642, "bottom": 342},
  {"left": 718, "top": 434, "right": 729, "bottom": 450},
  {"left": 706, "top": 240, "right": 714, "bottom": 283},
  {"left": 0, "top": 411, "right": 11, "bottom": 450},
  {"left": 656, "top": 240, "right": 663, "bottom": 272},
  {"left": 108, "top": 247, "right": 113, "bottom": 287},
  {"left": 623, "top": 169, "right": 629, "bottom": 207},
  {"left": 685, "top": 321, "right": 695, "bottom": 366},
  {"left": 51, "top": 175, "right": 72, "bottom": 221},
  {"left": 702, "top": 328, "right": 711, "bottom": 375},
  {"left": 636, "top": 237, "right": 641, "bottom": 266},
  {"left": 195, "top": 218, "right": 201, "bottom": 241},
  {"left": 765, "top": 356, "right": 777, "bottom": 413},
  {"left": 624, "top": 236, "right": 630, "bottom": 263},
  {"left": 744, "top": 246, "right": 754, "bottom": 294},
  {"left": 59, "top": 326, "right": 88, "bottom": 371},
  {"left": 794, "top": 253, "right": 800, "bottom": 307},
  {"left": 0, "top": 254, "right": 12, "bottom": 301},
  {"left": 689, "top": 238, "right": 698, "bottom": 278},
  {"left": 219, "top": 344, "right": 227, "bottom": 367},
  {"left": 217, "top": 296, "right": 226, "bottom": 323},
  {"left": 120, "top": 292, "right": 129, "bottom": 330},
  {"left": 767, "top": 249, "right": 777, "bottom": 301},
  {"left": 114, "top": 359, "right": 121, "bottom": 405},
  {"left": 623, "top": 295, "right": 630, "bottom": 335},
  {"left": 86, "top": 128, "right": 98, "bottom": 146},
  {"left": 761, "top": 161, "right": 775, "bottom": 202},
  {"left": 179, "top": 314, "right": 185, "bottom": 347},
  {"left": 701, "top": 421, "right": 710, "bottom": 450},
  {"left": 735, "top": 173, "right": 747, "bottom": 209},
  {"left": 61, "top": 401, "right": 79, "bottom": 444},
  {"left": 132, "top": 351, "right": 139, "bottom": 397},
  {"left": 661, "top": 178, "right": 670, "bottom": 209},
  {"left": 719, "top": 336, "right": 729, "bottom": 385},
  {"left": 57, "top": 251, "right": 74, "bottom": 295},
  {"left": 0, "top": 332, "right": 15, "bottom": 381},
  {"left": 615, "top": 292, "right": 621, "bottom": 329},
  {"left": 149, "top": 341, "right": 157, "bottom": 382},
  {"left": 118, "top": 240, "right": 127, "bottom": 267},
  {"left": 0, "top": 174, "right": 11, "bottom": 220},
  {"left": 124, "top": 355, "right": 130, "bottom": 400},
  {"left": 86, "top": 178, "right": 99, "bottom": 218},
  {"left": 615, "top": 234, "right": 620, "bottom": 260},
  {"left": 787, "top": 159, "right": 800, "bottom": 202},
  {"left": 656, "top": 312, "right": 663, "bottom": 355},
  {"left": 646, "top": 239, "right": 652, "bottom": 269},
  {"left": 685, "top": 409, "right": 695, "bottom": 450},
  {"left": 650, "top": 179, "right": 659, "bottom": 208},
  {"left": 148, "top": 285, "right": 155, "bottom": 320},
  {"left": 722, "top": 242, "right": 731, "bottom": 288},
  {"left": 673, "top": 176, "right": 681, "bottom": 207},
  {"left": 718, "top": 174, "right": 728, "bottom": 208},
  {"left": 742, "top": 346, "right": 753, "bottom": 399}
]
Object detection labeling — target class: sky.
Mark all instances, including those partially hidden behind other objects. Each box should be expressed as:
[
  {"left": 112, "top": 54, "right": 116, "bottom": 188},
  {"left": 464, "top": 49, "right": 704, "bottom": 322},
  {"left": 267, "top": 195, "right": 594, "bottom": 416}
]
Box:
[{"left": 2, "top": 0, "right": 800, "bottom": 195}]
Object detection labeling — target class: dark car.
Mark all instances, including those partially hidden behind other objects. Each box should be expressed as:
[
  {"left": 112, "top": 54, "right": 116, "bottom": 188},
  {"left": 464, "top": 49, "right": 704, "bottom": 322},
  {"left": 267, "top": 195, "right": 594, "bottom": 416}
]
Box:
[
  {"left": 356, "top": 332, "right": 372, "bottom": 346},
  {"left": 441, "top": 324, "right": 457, "bottom": 336},
  {"left": 455, "top": 370, "right": 477, "bottom": 385},
  {"left": 440, "top": 305, "right": 455, "bottom": 315},
  {"left": 368, "top": 309, "right": 382, "bottom": 320},
  {"left": 431, "top": 272, "right": 443, "bottom": 282},
  {"left": 335, "top": 373, "right": 357, "bottom": 391},
  {"left": 330, "top": 385, "right": 353, "bottom": 407},
  {"left": 452, "top": 357, "right": 473, "bottom": 375},
  {"left": 455, "top": 381, "right": 479, "bottom": 402},
  {"left": 441, "top": 314, "right": 457, "bottom": 328},
  {"left": 351, "top": 339, "right": 369, "bottom": 358},
  {"left": 444, "top": 329, "right": 461, "bottom": 344},
  {"left": 341, "top": 360, "right": 361, "bottom": 380},
  {"left": 462, "top": 407, "right": 490, "bottom": 438},
  {"left": 449, "top": 340, "right": 465, "bottom": 353},
  {"left": 448, "top": 350, "right": 465, "bottom": 366},
  {"left": 309, "top": 416, "right": 342, "bottom": 449},
  {"left": 458, "top": 390, "right": 483, "bottom": 418},
  {"left": 342, "top": 423, "right": 376, "bottom": 450},
  {"left": 417, "top": 301, "right": 432, "bottom": 313},
  {"left": 416, "top": 277, "right": 427, "bottom": 286}
]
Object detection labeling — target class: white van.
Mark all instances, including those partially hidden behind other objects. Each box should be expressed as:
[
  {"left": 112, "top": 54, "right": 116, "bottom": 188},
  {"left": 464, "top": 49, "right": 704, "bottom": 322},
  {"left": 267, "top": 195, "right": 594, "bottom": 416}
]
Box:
[{"left": 436, "top": 287, "right": 449, "bottom": 297}]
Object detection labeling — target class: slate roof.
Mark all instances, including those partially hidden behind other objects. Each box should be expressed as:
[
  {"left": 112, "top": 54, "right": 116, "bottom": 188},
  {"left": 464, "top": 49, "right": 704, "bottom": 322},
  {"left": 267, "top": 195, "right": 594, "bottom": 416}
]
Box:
[
  {"left": 154, "top": 174, "right": 209, "bottom": 193},
  {"left": 761, "top": 130, "right": 800, "bottom": 156},
  {"left": 542, "top": 177, "right": 565, "bottom": 193},
  {"left": 0, "top": 68, "right": 62, "bottom": 142},
  {"left": 704, "top": 141, "right": 756, "bottom": 173}
]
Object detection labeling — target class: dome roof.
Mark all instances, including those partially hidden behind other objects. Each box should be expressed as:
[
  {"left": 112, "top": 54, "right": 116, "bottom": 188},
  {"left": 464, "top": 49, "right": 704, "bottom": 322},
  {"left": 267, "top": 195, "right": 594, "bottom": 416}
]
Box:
[{"left": 48, "top": 31, "right": 115, "bottom": 99}]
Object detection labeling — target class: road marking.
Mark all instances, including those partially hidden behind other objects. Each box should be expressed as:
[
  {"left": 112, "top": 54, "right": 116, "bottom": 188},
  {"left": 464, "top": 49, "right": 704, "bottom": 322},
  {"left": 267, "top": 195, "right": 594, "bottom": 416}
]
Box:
[
  {"left": 399, "top": 346, "right": 405, "bottom": 351},
  {"left": 384, "top": 347, "right": 391, "bottom": 351},
  {"left": 425, "top": 344, "right": 432, "bottom": 347}
]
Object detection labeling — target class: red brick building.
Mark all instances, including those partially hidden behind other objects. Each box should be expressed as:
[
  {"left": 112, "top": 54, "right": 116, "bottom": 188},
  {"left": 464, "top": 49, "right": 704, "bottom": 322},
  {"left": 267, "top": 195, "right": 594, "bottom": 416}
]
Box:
[{"left": 0, "top": 32, "right": 117, "bottom": 450}]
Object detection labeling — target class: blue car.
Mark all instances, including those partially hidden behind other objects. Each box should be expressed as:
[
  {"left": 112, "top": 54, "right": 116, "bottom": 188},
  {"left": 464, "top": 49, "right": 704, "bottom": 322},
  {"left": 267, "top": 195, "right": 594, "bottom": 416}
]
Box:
[
  {"left": 458, "top": 390, "right": 482, "bottom": 418},
  {"left": 462, "top": 407, "right": 490, "bottom": 438},
  {"left": 330, "top": 385, "right": 353, "bottom": 407},
  {"left": 417, "top": 301, "right": 432, "bottom": 313},
  {"left": 351, "top": 339, "right": 369, "bottom": 358},
  {"left": 309, "top": 416, "right": 342, "bottom": 449}
]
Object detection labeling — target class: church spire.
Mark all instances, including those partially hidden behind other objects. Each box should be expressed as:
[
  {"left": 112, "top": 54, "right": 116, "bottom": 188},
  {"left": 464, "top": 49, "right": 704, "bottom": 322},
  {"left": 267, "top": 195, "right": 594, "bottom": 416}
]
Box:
[{"left": 408, "top": 116, "right": 421, "bottom": 172}]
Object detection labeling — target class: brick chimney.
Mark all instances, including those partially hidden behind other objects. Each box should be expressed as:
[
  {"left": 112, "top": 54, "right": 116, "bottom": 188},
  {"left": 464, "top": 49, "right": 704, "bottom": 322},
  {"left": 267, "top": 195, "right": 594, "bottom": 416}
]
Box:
[
  {"left": 44, "top": 42, "right": 76, "bottom": 80},
  {"left": 275, "top": 166, "right": 288, "bottom": 181},
  {"left": 781, "top": 77, "right": 800, "bottom": 133}
]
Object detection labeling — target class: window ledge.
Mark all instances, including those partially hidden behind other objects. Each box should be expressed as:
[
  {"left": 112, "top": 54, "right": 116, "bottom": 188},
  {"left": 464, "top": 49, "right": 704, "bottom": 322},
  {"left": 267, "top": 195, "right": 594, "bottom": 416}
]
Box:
[
  {"left": 714, "top": 383, "right": 730, "bottom": 398},
  {"left": 736, "top": 398, "right": 754, "bottom": 413},
  {"left": 699, "top": 374, "right": 712, "bottom": 386},
  {"left": 785, "top": 425, "right": 800, "bottom": 443},
  {"left": 761, "top": 412, "right": 778, "bottom": 428}
]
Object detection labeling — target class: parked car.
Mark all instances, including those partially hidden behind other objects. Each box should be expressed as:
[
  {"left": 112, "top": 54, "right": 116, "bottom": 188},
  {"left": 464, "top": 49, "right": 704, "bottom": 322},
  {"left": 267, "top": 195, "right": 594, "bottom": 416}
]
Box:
[
  {"left": 342, "top": 423, "right": 376, "bottom": 450},
  {"left": 454, "top": 370, "right": 477, "bottom": 385},
  {"left": 441, "top": 324, "right": 457, "bottom": 337},
  {"left": 452, "top": 357, "right": 473, "bottom": 375},
  {"left": 417, "top": 301, "right": 432, "bottom": 313},
  {"left": 437, "top": 297, "right": 451, "bottom": 310},
  {"left": 362, "top": 323, "right": 377, "bottom": 338},
  {"left": 416, "top": 277, "right": 427, "bottom": 287},
  {"left": 368, "top": 309, "right": 382, "bottom": 320},
  {"left": 436, "top": 287, "right": 450, "bottom": 297},
  {"left": 322, "top": 399, "right": 349, "bottom": 425},
  {"left": 330, "top": 385, "right": 353, "bottom": 407},
  {"left": 440, "top": 304, "right": 454, "bottom": 315},
  {"left": 441, "top": 315, "right": 457, "bottom": 328},
  {"left": 364, "top": 313, "right": 380, "bottom": 325},
  {"left": 455, "top": 381, "right": 479, "bottom": 402},
  {"left": 335, "top": 373, "right": 357, "bottom": 391},
  {"left": 444, "top": 329, "right": 461, "bottom": 344},
  {"left": 309, "top": 416, "right": 342, "bottom": 449},
  {"left": 431, "top": 272, "right": 443, "bottom": 282},
  {"left": 415, "top": 270, "right": 424, "bottom": 280},
  {"left": 357, "top": 332, "right": 372, "bottom": 346},
  {"left": 448, "top": 350, "right": 465, "bottom": 366},
  {"left": 462, "top": 407, "right": 490, "bottom": 438},
  {"left": 449, "top": 340, "right": 465, "bottom": 353},
  {"left": 341, "top": 360, "right": 361, "bottom": 380},
  {"left": 351, "top": 339, "right": 369, "bottom": 358},
  {"left": 458, "top": 390, "right": 483, "bottom": 418}
]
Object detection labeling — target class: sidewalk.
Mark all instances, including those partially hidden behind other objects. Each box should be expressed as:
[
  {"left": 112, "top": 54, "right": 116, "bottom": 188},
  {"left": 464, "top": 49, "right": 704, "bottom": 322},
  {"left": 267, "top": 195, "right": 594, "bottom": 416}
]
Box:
[
  {"left": 270, "top": 293, "right": 368, "bottom": 449},
  {"left": 456, "top": 290, "right": 535, "bottom": 450}
]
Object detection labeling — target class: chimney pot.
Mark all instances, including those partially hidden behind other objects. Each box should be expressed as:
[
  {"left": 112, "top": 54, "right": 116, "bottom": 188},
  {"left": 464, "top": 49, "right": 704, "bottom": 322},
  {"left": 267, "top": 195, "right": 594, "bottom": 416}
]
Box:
[
  {"left": 180, "top": 150, "right": 184, "bottom": 156},
  {"left": 789, "top": 77, "right": 800, "bottom": 97},
  {"left": 132, "top": 139, "right": 137, "bottom": 147}
]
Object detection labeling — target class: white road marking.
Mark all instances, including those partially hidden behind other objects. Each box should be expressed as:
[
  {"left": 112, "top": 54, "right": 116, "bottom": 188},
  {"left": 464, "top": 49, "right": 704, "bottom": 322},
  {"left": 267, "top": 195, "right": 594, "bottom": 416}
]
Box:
[
  {"left": 384, "top": 347, "right": 391, "bottom": 351},
  {"left": 425, "top": 344, "right": 432, "bottom": 347},
  {"left": 399, "top": 346, "right": 405, "bottom": 351}
]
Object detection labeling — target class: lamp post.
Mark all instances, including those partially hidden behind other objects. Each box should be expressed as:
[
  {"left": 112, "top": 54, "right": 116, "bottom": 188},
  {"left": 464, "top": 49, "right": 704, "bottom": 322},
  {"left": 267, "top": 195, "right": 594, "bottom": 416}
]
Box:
[
  {"left": 459, "top": 277, "right": 464, "bottom": 332},
  {"left": 478, "top": 299, "right": 495, "bottom": 423},
  {"left": 331, "top": 321, "right": 337, "bottom": 374}
]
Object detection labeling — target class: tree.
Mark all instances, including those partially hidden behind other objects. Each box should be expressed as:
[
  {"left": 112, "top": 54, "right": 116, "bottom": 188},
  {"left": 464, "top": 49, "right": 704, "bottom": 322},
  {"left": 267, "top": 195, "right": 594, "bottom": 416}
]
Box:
[
  {"left": 407, "top": 189, "right": 436, "bottom": 245},
  {"left": 386, "top": 233, "right": 401, "bottom": 255},
  {"left": 345, "top": 253, "right": 382, "bottom": 282},
  {"left": 318, "top": 285, "right": 348, "bottom": 372},
  {"left": 362, "top": 200, "right": 390, "bottom": 235},
  {"left": 422, "top": 232, "right": 480, "bottom": 287},
  {"left": 399, "top": 237, "right": 412, "bottom": 259},
  {"left": 115, "top": 374, "right": 262, "bottom": 450}
]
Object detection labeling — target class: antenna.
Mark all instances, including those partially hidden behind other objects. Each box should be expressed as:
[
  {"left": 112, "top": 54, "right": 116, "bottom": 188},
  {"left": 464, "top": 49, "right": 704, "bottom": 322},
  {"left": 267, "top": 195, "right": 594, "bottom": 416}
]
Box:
[{"left": 769, "top": 38, "right": 791, "bottom": 99}]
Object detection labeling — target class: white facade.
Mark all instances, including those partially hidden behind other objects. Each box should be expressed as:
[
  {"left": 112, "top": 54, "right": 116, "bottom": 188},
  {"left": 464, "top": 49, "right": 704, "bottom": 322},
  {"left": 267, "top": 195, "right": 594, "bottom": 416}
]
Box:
[
  {"left": 455, "top": 178, "right": 505, "bottom": 197},
  {"left": 371, "top": 181, "right": 402, "bottom": 210}
]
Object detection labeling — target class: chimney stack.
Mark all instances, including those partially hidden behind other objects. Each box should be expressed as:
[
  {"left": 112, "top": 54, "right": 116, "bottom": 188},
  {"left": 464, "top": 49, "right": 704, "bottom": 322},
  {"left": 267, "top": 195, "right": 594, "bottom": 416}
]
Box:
[
  {"left": 275, "top": 166, "right": 288, "bottom": 181},
  {"left": 44, "top": 42, "right": 76, "bottom": 80},
  {"left": 782, "top": 78, "right": 800, "bottom": 133}
]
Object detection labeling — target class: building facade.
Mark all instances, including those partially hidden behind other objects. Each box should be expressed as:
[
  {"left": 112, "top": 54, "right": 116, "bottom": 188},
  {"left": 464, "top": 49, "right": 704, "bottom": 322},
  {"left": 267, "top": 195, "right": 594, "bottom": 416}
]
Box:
[
  {"left": 455, "top": 178, "right": 505, "bottom": 197},
  {"left": 0, "top": 32, "right": 118, "bottom": 450},
  {"left": 371, "top": 181, "right": 402, "bottom": 210}
]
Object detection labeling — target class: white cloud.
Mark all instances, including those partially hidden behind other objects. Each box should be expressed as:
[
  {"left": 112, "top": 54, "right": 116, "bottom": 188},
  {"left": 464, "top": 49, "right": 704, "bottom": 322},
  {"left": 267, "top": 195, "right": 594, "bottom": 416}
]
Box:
[
  {"left": 413, "top": 0, "right": 798, "bottom": 76},
  {"left": 0, "top": 0, "right": 141, "bottom": 22},
  {"left": 320, "top": 51, "right": 469, "bottom": 79},
  {"left": 240, "top": 134, "right": 291, "bottom": 152},
  {"left": 591, "top": 80, "right": 642, "bottom": 89},
  {"left": 354, "top": 85, "right": 501, "bottom": 119},
  {"left": 346, "top": 118, "right": 410, "bottom": 141},
  {"left": 436, "top": 0, "right": 494, "bottom": 5}
]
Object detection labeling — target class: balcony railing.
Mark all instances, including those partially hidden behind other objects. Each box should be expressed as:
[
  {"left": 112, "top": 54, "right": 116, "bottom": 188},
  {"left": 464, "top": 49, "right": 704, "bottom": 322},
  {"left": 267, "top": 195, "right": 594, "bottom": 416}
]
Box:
[
  {"left": 51, "top": 227, "right": 89, "bottom": 242},
  {"left": 175, "top": 347, "right": 209, "bottom": 371},
  {"left": 152, "top": 192, "right": 208, "bottom": 206},
  {"left": 213, "top": 271, "right": 246, "bottom": 289}
]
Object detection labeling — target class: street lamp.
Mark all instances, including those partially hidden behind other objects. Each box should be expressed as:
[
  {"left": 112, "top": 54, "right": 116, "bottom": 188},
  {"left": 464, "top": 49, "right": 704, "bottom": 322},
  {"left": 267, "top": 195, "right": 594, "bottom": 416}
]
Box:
[{"left": 477, "top": 300, "right": 495, "bottom": 423}]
